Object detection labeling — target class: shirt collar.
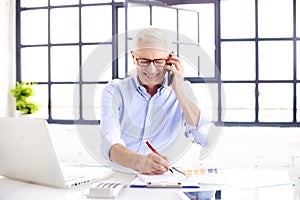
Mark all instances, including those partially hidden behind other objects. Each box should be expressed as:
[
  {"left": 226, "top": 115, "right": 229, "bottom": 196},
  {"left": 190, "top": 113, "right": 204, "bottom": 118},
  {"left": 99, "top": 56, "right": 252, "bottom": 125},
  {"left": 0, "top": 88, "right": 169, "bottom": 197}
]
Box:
[{"left": 133, "top": 75, "right": 167, "bottom": 97}]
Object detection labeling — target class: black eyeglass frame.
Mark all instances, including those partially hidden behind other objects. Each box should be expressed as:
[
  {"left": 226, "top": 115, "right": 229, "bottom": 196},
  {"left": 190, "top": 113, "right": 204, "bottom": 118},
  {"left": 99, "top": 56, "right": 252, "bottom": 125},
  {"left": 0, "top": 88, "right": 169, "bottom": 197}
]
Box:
[{"left": 135, "top": 58, "right": 168, "bottom": 67}]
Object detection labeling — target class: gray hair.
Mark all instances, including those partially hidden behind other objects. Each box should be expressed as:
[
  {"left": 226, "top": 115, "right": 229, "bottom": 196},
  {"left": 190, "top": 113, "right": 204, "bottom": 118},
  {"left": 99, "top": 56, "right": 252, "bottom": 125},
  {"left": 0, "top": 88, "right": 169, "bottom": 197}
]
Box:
[{"left": 132, "top": 27, "right": 170, "bottom": 51}]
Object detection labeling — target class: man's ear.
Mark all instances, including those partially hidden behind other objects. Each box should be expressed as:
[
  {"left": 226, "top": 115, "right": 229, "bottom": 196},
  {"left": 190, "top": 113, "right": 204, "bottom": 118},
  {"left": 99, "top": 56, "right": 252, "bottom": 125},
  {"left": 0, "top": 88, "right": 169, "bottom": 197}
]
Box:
[
  {"left": 130, "top": 51, "right": 135, "bottom": 59},
  {"left": 130, "top": 51, "right": 136, "bottom": 64}
]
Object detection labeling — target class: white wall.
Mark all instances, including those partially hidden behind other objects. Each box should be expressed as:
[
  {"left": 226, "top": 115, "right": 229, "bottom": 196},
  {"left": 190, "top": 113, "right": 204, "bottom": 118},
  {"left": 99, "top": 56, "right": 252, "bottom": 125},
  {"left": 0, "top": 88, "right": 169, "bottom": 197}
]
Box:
[{"left": 0, "top": 0, "right": 16, "bottom": 117}]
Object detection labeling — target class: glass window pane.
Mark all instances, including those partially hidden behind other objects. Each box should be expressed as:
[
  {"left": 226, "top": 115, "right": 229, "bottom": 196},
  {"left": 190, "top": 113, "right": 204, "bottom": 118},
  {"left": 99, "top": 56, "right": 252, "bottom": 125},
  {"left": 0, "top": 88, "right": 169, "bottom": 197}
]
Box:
[
  {"left": 117, "top": 53, "right": 133, "bottom": 79},
  {"left": 178, "top": 4, "right": 215, "bottom": 75},
  {"left": 29, "top": 84, "right": 48, "bottom": 119},
  {"left": 82, "top": 44, "right": 98, "bottom": 63},
  {"left": 258, "top": 0, "right": 293, "bottom": 38},
  {"left": 21, "top": 10, "right": 48, "bottom": 45},
  {"left": 178, "top": 10, "right": 198, "bottom": 43},
  {"left": 181, "top": 58, "right": 198, "bottom": 77},
  {"left": 259, "top": 41, "right": 293, "bottom": 80},
  {"left": 82, "top": 84, "right": 105, "bottom": 120},
  {"left": 127, "top": 5, "right": 150, "bottom": 30},
  {"left": 179, "top": 44, "right": 215, "bottom": 78},
  {"left": 50, "top": 0, "right": 78, "bottom": 6},
  {"left": 21, "top": 0, "right": 48, "bottom": 7},
  {"left": 51, "top": 46, "right": 79, "bottom": 82},
  {"left": 82, "top": 6, "right": 112, "bottom": 43},
  {"left": 50, "top": 8, "right": 79, "bottom": 44},
  {"left": 21, "top": 47, "right": 48, "bottom": 82},
  {"left": 82, "top": 44, "right": 112, "bottom": 82},
  {"left": 179, "top": 46, "right": 198, "bottom": 77},
  {"left": 221, "top": 42, "right": 255, "bottom": 81},
  {"left": 259, "top": 83, "right": 293, "bottom": 122},
  {"left": 221, "top": 0, "right": 255, "bottom": 39},
  {"left": 118, "top": 8, "right": 125, "bottom": 35},
  {"left": 51, "top": 84, "right": 79, "bottom": 119},
  {"left": 198, "top": 4, "right": 215, "bottom": 66},
  {"left": 152, "top": 7, "right": 177, "bottom": 31},
  {"left": 222, "top": 83, "right": 255, "bottom": 122},
  {"left": 191, "top": 83, "right": 218, "bottom": 122}
]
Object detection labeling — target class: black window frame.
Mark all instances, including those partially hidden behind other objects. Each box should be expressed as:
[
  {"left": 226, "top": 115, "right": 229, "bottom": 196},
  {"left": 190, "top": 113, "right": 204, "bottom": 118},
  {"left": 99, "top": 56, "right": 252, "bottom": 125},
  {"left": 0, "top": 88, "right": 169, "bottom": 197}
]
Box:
[{"left": 15, "top": 0, "right": 300, "bottom": 127}]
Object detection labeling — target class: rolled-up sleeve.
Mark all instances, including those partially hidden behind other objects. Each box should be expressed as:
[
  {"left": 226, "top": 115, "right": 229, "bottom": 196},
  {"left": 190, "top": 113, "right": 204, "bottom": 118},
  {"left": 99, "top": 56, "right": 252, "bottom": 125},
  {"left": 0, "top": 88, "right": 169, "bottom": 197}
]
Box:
[{"left": 185, "top": 111, "right": 212, "bottom": 147}]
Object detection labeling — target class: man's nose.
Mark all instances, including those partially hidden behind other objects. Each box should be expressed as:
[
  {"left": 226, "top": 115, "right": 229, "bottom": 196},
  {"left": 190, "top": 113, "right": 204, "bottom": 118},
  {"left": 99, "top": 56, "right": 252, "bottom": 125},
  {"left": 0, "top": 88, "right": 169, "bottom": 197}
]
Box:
[{"left": 148, "top": 62, "right": 157, "bottom": 73}]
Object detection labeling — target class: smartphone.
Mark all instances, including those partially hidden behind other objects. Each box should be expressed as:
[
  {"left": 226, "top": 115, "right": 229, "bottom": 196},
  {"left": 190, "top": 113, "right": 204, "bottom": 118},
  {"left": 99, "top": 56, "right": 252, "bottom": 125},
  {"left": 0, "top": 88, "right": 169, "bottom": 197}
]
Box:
[
  {"left": 167, "top": 51, "right": 174, "bottom": 86},
  {"left": 177, "top": 190, "right": 217, "bottom": 200},
  {"left": 167, "top": 69, "right": 173, "bottom": 86}
]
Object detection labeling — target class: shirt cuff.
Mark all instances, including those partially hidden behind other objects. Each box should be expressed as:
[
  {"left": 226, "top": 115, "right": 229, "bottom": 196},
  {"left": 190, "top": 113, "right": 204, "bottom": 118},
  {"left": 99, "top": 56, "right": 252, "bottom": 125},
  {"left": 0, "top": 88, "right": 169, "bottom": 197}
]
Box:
[{"left": 185, "top": 111, "right": 212, "bottom": 147}]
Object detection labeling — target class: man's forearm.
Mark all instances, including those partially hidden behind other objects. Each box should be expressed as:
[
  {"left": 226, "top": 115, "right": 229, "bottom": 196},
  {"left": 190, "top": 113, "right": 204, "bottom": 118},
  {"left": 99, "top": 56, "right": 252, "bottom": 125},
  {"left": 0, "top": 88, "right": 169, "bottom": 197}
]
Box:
[
  {"left": 174, "top": 89, "right": 200, "bottom": 127},
  {"left": 110, "top": 143, "right": 141, "bottom": 171}
]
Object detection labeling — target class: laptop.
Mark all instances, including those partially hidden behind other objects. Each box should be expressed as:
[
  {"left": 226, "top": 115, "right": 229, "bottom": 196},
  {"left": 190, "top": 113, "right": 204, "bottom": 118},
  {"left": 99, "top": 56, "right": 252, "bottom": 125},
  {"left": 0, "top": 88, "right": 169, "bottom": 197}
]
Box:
[{"left": 0, "top": 117, "right": 114, "bottom": 188}]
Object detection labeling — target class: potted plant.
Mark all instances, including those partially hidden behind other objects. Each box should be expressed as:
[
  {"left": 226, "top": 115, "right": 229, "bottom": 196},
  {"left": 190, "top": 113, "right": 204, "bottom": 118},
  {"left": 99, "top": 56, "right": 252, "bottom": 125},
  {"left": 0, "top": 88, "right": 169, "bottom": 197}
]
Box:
[{"left": 10, "top": 82, "right": 39, "bottom": 114}]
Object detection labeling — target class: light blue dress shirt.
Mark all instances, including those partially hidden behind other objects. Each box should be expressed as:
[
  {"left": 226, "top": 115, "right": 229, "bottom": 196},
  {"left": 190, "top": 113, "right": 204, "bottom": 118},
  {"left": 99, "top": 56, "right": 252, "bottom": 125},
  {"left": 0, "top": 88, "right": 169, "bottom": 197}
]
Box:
[{"left": 100, "top": 75, "right": 211, "bottom": 161}]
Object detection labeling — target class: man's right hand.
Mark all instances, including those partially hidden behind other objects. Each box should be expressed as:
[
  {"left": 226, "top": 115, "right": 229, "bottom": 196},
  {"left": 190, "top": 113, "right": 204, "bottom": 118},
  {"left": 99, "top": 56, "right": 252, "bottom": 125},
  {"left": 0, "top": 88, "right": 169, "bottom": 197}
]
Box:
[
  {"left": 136, "top": 152, "right": 170, "bottom": 175},
  {"left": 110, "top": 143, "right": 170, "bottom": 174}
]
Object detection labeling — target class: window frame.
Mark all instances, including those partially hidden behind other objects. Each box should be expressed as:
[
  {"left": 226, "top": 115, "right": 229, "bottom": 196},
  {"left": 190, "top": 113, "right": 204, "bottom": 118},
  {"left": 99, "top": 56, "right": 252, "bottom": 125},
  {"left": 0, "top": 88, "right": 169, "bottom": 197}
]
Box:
[
  {"left": 15, "top": 0, "right": 300, "bottom": 127},
  {"left": 217, "top": 0, "right": 300, "bottom": 127}
]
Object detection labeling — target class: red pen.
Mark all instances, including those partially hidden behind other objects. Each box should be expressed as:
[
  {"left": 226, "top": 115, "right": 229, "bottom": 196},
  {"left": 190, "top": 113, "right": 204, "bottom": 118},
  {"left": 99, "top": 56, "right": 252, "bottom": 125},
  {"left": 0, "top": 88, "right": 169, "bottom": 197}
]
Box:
[{"left": 146, "top": 141, "right": 173, "bottom": 173}]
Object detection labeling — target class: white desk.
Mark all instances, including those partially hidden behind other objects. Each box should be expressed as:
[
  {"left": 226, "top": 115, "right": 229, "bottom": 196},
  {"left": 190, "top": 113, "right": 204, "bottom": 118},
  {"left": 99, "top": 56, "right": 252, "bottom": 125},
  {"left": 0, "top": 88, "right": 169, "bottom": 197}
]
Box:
[
  {"left": 0, "top": 172, "right": 189, "bottom": 200},
  {"left": 0, "top": 169, "right": 295, "bottom": 200}
]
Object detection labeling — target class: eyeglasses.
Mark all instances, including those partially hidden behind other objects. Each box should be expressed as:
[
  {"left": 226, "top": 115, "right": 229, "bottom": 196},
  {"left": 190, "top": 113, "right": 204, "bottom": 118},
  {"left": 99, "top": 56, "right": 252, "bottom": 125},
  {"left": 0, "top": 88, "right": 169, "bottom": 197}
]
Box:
[{"left": 135, "top": 58, "right": 167, "bottom": 67}]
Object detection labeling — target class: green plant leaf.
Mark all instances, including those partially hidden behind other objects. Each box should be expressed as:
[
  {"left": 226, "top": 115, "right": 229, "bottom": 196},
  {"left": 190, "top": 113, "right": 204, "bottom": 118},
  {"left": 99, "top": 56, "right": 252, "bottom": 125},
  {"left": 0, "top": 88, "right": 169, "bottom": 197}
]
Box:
[{"left": 11, "top": 82, "right": 39, "bottom": 114}]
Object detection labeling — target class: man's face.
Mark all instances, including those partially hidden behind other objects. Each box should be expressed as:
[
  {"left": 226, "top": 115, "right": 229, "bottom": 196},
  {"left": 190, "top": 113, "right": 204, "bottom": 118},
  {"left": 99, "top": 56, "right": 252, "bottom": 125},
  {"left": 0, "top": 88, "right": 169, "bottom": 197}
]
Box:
[{"left": 132, "top": 48, "right": 169, "bottom": 87}]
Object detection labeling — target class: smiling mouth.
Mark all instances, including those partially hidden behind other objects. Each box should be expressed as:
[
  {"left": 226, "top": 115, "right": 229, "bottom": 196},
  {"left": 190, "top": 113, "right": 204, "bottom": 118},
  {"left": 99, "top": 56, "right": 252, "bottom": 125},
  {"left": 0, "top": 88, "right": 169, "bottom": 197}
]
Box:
[{"left": 143, "top": 72, "right": 159, "bottom": 78}]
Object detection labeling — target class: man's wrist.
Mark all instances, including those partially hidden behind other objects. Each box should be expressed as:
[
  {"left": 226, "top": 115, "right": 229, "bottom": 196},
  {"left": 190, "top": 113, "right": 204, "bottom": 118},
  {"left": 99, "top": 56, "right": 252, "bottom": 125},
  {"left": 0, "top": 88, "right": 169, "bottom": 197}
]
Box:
[
  {"left": 134, "top": 153, "right": 145, "bottom": 172},
  {"left": 172, "top": 82, "right": 185, "bottom": 96}
]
